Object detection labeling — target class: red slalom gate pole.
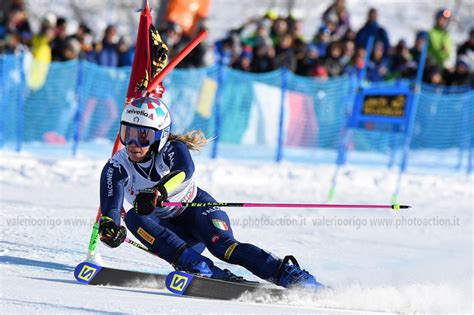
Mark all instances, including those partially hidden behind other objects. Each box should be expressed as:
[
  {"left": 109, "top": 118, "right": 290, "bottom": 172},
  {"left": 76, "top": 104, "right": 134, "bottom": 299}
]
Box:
[
  {"left": 86, "top": 27, "right": 208, "bottom": 258},
  {"left": 146, "top": 29, "right": 208, "bottom": 94}
]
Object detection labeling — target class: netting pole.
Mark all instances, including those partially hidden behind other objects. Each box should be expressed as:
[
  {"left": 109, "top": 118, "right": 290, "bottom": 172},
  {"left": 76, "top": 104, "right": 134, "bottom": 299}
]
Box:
[
  {"left": 328, "top": 127, "right": 351, "bottom": 201},
  {"left": 456, "top": 92, "right": 470, "bottom": 170},
  {"left": 15, "top": 53, "right": 26, "bottom": 152},
  {"left": 468, "top": 128, "right": 473, "bottom": 175},
  {"left": 328, "top": 37, "right": 373, "bottom": 201},
  {"left": 388, "top": 129, "right": 397, "bottom": 169},
  {"left": 358, "top": 36, "right": 374, "bottom": 83},
  {"left": 0, "top": 55, "right": 6, "bottom": 148},
  {"left": 276, "top": 67, "right": 288, "bottom": 162},
  {"left": 393, "top": 37, "right": 428, "bottom": 202},
  {"left": 211, "top": 61, "right": 224, "bottom": 159},
  {"left": 72, "top": 60, "right": 85, "bottom": 156}
]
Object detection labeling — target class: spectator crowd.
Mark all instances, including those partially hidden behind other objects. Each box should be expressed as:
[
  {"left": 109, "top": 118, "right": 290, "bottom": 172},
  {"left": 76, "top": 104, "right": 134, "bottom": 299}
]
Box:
[
  {"left": 0, "top": 1, "right": 136, "bottom": 67},
  {"left": 214, "top": 2, "right": 473, "bottom": 87},
  {"left": 1, "top": 0, "right": 473, "bottom": 87}
]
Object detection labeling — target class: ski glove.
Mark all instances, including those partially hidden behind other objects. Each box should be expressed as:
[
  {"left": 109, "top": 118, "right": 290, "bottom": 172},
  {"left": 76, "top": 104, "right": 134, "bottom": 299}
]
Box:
[
  {"left": 99, "top": 216, "right": 127, "bottom": 248},
  {"left": 133, "top": 185, "right": 167, "bottom": 215},
  {"left": 133, "top": 171, "right": 186, "bottom": 216}
]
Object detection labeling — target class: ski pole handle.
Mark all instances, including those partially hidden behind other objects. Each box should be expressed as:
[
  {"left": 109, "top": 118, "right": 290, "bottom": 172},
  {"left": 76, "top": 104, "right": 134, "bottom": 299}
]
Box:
[{"left": 162, "top": 201, "right": 411, "bottom": 211}]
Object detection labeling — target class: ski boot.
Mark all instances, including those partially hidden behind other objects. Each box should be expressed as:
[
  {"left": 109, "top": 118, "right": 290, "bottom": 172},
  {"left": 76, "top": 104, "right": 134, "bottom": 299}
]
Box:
[
  {"left": 174, "top": 245, "right": 243, "bottom": 282},
  {"left": 210, "top": 267, "right": 246, "bottom": 283},
  {"left": 276, "top": 255, "right": 324, "bottom": 289},
  {"left": 181, "top": 259, "right": 245, "bottom": 283}
]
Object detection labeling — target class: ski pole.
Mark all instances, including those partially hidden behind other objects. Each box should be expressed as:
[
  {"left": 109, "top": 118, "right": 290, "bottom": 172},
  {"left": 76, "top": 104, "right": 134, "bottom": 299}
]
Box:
[
  {"left": 125, "top": 238, "right": 157, "bottom": 256},
  {"left": 120, "top": 209, "right": 157, "bottom": 255},
  {"left": 162, "top": 202, "right": 411, "bottom": 211}
]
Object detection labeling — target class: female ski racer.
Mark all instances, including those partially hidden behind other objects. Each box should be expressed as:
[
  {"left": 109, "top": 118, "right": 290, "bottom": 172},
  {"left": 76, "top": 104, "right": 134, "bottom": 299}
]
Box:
[{"left": 98, "top": 96, "right": 323, "bottom": 289}]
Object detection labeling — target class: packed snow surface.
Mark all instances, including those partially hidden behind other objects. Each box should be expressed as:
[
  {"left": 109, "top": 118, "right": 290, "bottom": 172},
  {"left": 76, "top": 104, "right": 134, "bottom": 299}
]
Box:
[{"left": 0, "top": 150, "right": 472, "bottom": 314}]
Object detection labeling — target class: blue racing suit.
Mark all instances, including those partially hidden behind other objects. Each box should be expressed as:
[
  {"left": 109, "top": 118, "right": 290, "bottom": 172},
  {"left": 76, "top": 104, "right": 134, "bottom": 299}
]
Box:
[{"left": 100, "top": 140, "right": 282, "bottom": 281}]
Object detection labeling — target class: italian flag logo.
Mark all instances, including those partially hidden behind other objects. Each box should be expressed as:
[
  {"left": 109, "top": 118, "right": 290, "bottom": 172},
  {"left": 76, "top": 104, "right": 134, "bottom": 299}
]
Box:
[{"left": 212, "top": 219, "right": 228, "bottom": 231}]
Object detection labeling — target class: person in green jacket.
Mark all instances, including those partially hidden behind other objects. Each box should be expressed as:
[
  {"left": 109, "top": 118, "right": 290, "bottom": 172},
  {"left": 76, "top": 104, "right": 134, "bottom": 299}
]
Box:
[{"left": 428, "top": 9, "right": 453, "bottom": 68}]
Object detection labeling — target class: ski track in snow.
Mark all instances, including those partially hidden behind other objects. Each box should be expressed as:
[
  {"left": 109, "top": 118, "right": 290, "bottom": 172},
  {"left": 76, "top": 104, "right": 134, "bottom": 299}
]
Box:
[{"left": 0, "top": 151, "right": 472, "bottom": 314}]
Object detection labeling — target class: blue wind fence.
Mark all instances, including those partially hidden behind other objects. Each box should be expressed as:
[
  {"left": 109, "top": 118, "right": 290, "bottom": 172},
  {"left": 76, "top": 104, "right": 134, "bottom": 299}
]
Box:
[
  {"left": 0, "top": 53, "right": 472, "bottom": 172},
  {"left": 0, "top": 53, "right": 25, "bottom": 150}
]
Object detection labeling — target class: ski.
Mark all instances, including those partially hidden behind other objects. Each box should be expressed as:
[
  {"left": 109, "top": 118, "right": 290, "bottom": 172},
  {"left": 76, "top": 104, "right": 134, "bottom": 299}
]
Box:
[
  {"left": 74, "top": 262, "right": 285, "bottom": 301},
  {"left": 74, "top": 261, "right": 167, "bottom": 287},
  {"left": 165, "top": 270, "right": 284, "bottom": 300}
]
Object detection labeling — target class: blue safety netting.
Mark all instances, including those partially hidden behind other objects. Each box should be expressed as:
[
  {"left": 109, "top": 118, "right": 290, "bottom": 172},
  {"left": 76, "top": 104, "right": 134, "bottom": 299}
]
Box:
[
  {"left": 0, "top": 53, "right": 472, "bottom": 171},
  {"left": 0, "top": 53, "right": 24, "bottom": 148},
  {"left": 74, "top": 62, "right": 130, "bottom": 142}
]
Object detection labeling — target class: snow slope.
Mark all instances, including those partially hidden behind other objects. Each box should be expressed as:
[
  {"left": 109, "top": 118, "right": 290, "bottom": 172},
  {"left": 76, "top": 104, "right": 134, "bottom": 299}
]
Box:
[{"left": 0, "top": 150, "right": 472, "bottom": 314}]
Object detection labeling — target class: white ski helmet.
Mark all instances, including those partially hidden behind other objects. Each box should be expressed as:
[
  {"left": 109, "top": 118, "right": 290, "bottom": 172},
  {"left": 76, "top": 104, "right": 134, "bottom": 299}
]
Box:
[{"left": 119, "top": 97, "right": 171, "bottom": 152}]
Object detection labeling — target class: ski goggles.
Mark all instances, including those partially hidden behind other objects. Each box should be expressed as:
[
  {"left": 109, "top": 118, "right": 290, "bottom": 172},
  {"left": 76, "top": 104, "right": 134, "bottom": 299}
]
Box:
[{"left": 119, "top": 124, "right": 161, "bottom": 148}]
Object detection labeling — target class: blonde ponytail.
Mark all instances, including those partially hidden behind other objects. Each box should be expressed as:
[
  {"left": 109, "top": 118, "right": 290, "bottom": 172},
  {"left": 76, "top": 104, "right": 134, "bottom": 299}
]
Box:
[{"left": 168, "top": 130, "right": 210, "bottom": 151}]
